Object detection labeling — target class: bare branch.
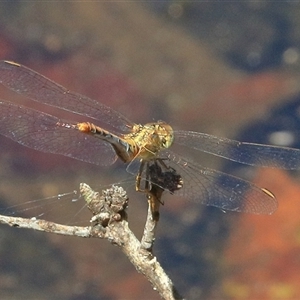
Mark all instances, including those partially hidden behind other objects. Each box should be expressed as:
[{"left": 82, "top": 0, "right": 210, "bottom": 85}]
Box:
[
  {"left": 0, "top": 214, "right": 92, "bottom": 237},
  {"left": 0, "top": 183, "right": 184, "bottom": 300},
  {"left": 140, "top": 161, "right": 183, "bottom": 253},
  {"left": 141, "top": 184, "right": 162, "bottom": 252},
  {"left": 83, "top": 183, "right": 184, "bottom": 300}
]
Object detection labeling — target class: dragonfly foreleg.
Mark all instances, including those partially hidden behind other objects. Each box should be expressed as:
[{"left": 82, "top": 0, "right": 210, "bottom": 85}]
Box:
[{"left": 135, "top": 160, "right": 152, "bottom": 193}]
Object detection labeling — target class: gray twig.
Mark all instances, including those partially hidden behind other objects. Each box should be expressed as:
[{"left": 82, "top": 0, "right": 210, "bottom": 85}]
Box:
[{"left": 0, "top": 183, "right": 184, "bottom": 300}]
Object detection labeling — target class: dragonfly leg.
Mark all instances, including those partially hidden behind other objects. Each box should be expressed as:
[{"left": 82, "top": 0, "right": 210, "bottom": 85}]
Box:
[{"left": 135, "top": 160, "right": 152, "bottom": 193}]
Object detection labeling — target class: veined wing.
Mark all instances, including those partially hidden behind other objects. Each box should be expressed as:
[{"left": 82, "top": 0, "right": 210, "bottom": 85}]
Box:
[
  {"left": 159, "top": 151, "right": 278, "bottom": 214},
  {"left": 0, "top": 61, "right": 134, "bottom": 132},
  {"left": 174, "top": 130, "right": 300, "bottom": 170},
  {"left": 0, "top": 100, "right": 117, "bottom": 166}
]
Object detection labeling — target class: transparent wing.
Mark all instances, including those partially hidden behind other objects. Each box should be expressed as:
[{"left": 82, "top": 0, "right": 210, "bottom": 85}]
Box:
[
  {"left": 156, "top": 151, "right": 277, "bottom": 214},
  {"left": 174, "top": 130, "right": 300, "bottom": 170},
  {"left": 0, "top": 60, "right": 134, "bottom": 132},
  {"left": 0, "top": 100, "right": 117, "bottom": 166}
]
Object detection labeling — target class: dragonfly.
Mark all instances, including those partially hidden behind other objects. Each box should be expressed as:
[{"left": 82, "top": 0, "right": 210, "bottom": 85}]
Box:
[{"left": 0, "top": 61, "right": 300, "bottom": 215}]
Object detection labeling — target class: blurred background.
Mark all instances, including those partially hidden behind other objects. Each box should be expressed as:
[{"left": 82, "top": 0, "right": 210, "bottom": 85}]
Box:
[{"left": 0, "top": 2, "right": 300, "bottom": 299}]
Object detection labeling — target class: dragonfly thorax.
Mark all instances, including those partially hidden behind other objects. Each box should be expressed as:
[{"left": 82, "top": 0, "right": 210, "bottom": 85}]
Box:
[{"left": 125, "top": 122, "right": 174, "bottom": 161}]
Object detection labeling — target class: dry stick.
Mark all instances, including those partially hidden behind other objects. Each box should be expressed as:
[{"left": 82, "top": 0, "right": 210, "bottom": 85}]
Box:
[
  {"left": 0, "top": 183, "right": 184, "bottom": 300},
  {"left": 141, "top": 160, "right": 183, "bottom": 253},
  {"left": 140, "top": 183, "right": 162, "bottom": 252}
]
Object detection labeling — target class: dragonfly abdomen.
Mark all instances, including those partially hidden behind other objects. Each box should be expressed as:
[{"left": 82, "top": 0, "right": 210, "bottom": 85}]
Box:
[{"left": 76, "top": 122, "right": 137, "bottom": 163}]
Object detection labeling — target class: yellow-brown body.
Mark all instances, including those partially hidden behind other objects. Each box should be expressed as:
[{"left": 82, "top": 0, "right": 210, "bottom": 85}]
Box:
[{"left": 76, "top": 121, "right": 174, "bottom": 163}]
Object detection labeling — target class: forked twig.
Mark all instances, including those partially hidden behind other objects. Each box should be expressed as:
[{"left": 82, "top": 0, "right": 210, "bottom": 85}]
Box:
[{"left": 0, "top": 183, "right": 184, "bottom": 300}]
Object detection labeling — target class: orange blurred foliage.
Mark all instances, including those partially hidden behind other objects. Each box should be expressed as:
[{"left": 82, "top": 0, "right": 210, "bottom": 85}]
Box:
[{"left": 224, "top": 168, "right": 300, "bottom": 299}]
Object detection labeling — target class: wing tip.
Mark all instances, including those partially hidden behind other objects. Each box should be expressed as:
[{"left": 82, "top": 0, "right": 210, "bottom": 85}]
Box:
[
  {"left": 3, "top": 60, "right": 20, "bottom": 67},
  {"left": 261, "top": 187, "right": 276, "bottom": 199}
]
